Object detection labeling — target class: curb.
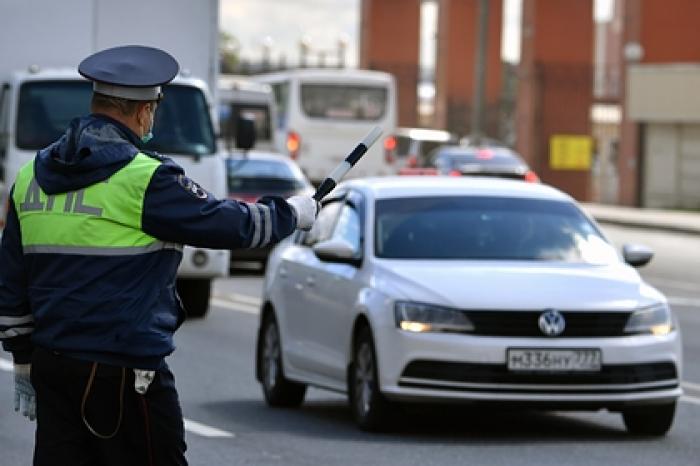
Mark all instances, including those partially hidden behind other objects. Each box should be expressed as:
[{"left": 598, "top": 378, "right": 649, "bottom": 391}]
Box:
[
  {"left": 589, "top": 216, "right": 700, "bottom": 236},
  {"left": 582, "top": 205, "right": 700, "bottom": 236}
]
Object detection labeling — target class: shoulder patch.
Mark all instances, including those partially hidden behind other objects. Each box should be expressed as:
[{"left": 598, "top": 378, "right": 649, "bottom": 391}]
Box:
[{"left": 177, "top": 175, "right": 208, "bottom": 200}]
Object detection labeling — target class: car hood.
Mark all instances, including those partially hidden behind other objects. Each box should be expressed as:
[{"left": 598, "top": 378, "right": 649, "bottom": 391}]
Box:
[{"left": 373, "top": 260, "right": 664, "bottom": 310}]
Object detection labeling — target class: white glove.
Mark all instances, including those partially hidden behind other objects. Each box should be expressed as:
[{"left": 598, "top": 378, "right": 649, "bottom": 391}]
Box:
[
  {"left": 14, "top": 363, "right": 36, "bottom": 421},
  {"left": 287, "top": 195, "right": 318, "bottom": 231}
]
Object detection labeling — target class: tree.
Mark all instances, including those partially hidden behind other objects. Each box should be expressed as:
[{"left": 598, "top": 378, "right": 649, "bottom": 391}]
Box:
[{"left": 220, "top": 31, "right": 239, "bottom": 74}]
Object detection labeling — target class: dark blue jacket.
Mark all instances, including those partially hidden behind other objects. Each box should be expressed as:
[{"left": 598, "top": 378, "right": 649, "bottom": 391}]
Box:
[{"left": 0, "top": 114, "right": 297, "bottom": 369}]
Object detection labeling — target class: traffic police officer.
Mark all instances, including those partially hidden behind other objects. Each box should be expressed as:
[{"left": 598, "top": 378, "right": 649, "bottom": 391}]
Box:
[{"left": 0, "top": 45, "right": 317, "bottom": 465}]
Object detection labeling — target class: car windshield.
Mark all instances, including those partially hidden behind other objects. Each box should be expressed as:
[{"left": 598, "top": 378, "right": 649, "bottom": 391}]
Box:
[
  {"left": 300, "top": 84, "right": 387, "bottom": 121},
  {"left": 227, "top": 158, "right": 307, "bottom": 193},
  {"left": 17, "top": 81, "right": 216, "bottom": 156},
  {"left": 145, "top": 85, "right": 216, "bottom": 155},
  {"left": 16, "top": 81, "right": 92, "bottom": 150},
  {"left": 375, "top": 196, "right": 618, "bottom": 263}
]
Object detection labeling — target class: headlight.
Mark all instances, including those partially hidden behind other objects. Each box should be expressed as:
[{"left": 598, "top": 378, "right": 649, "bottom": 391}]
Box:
[
  {"left": 624, "top": 303, "right": 673, "bottom": 336},
  {"left": 394, "top": 301, "right": 474, "bottom": 333}
]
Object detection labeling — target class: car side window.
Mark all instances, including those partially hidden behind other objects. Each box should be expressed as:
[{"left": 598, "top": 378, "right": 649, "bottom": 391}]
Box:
[
  {"left": 302, "top": 201, "right": 342, "bottom": 247},
  {"left": 331, "top": 204, "right": 361, "bottom": 254}
]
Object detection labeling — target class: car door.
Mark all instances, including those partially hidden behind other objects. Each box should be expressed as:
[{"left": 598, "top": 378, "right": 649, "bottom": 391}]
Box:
[
  {"left": 307, "top": 196, "right": 365, "bottom": 382},
  {"left": 280, "top": 199, "right": 343, "bottom": 374}
]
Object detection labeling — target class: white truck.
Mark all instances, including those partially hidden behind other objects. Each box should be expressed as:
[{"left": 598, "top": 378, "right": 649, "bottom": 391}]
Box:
[
  {"left": 0, "top": 0, "right": 226, "bottom": 317},
  {"left": 218, "top": 74, "right": 280, "bottom": 152}
]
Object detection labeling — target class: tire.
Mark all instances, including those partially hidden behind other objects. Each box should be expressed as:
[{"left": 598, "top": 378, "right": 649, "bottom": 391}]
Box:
[
  {"left": 176, "top": 278, "right": 211, "bottom": 319},
  {"left": 622, "top": 401, "right": 676, "bottom": 436},
  {"left": 348, "top": 326, "right": 393, "bottom": 431},
  {"left": 258, "top": 315, "right": 306, "bottom": 407}
]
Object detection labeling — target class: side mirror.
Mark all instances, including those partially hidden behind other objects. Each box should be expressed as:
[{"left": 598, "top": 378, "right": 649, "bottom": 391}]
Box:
[
  {"left": 312, "top": 238, "right": 358, "bottom": 263},
  {"left": 622, "top": 243, "right": 654, "bottom": 267},
  {"left": 236, "top": 116, "right": 256, "bottom": 150}
]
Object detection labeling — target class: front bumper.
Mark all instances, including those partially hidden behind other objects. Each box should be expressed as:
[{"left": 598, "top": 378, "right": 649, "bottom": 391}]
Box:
[{"left": 374, "top": 326, "right": 682, "bottom": 407}]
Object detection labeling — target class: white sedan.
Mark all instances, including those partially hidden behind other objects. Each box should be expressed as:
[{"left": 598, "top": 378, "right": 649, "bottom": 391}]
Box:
[{"left": 255, "top": 177, "right": 682, "bottom": 434}]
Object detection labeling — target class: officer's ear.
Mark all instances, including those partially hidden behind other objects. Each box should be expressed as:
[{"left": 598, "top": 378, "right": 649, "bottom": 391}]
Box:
[{"left": 136, "top": 102, "right": 152, "bottom": 126}]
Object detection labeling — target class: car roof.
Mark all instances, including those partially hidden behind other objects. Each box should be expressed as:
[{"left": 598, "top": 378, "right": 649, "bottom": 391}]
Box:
[
  {"left": 226, "top": 150, "right": 292, "bottom": 162},
  {"left": 340, "top": 176, "right": 573, "bottom": 202},
  {"left": 436, "top": 145, "right": 521, "bottom": 158}
]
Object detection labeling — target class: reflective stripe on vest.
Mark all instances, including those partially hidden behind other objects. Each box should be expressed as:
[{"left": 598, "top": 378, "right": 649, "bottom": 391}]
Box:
[{"left": 13, "top": 153, "right": 165, "bottom": 255}]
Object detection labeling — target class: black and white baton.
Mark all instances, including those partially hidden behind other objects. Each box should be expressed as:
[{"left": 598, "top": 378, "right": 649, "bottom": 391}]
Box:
[{"left": 313, "top": 126, "right": 383, "bottom": 202}]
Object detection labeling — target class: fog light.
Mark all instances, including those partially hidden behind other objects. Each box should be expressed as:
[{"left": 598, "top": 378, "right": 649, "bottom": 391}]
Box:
[{"left": 192, "top": 250, "right": 208, "bottom": 267}]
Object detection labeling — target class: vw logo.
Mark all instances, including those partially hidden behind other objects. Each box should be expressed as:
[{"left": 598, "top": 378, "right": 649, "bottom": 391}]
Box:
[{"left": 539, "top": 309, "right": 566, "bottom": 336}]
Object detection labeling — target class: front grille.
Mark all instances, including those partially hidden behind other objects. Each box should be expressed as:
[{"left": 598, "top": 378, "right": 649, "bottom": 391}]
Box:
[
  {"left": 401, "top": 360, "right": 678, "bottom": 391},
  {"left": 464, "top": 310, "right": 631, "bottom": 337}
]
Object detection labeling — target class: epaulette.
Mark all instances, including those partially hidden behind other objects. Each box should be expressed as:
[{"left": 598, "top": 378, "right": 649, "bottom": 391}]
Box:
[{"left": 140, "top": 149, "right": 167, "bottom": 162}]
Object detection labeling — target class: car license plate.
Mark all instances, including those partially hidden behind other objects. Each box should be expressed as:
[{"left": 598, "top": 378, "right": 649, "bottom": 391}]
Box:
[{"left": 507, "top": 348, "right": 602, "bottom": 372}]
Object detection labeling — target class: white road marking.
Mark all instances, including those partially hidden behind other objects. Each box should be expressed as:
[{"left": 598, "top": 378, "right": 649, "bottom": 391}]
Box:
[
  {"left": 647, "top": 277, "right": 700, "bottom": 293},
  {"left": 226, "top": 293, "right": 262, "bottom": 307},
  {"left": 0, "top": 357, "right": 235, "bottom": 438},
  {"left": 667, "top": 297, "right": 700, "bottom": 308},
  {"left": 682, "top": 380, "right": 700, "bottom": 392},
  {"left": 0, "top": 358, "right": 12, "bottom": 371},
  {"left": 211, "top": 297, "right": 259, "bottom": 315},
  {"left": 681, "top": 395, "right": 700, "bottom": 407},
  {"left": 183, "top": 418, "right": 235, "bottom": 438}
]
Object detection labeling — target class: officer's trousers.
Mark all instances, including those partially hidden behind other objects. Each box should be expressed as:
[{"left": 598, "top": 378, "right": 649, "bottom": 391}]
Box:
[{"left": 31, "top": 347, "right": 188, "bottom": 466}]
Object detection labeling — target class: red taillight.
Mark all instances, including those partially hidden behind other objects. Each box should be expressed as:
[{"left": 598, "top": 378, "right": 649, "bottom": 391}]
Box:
[
  {"left": 448, "top": 170, "right": 462, "bottom": 177},
  {"left": 384, "top": 136, "right": 396, "bottom": 164},
  {"left": 286, "top": 131, "right": 300, "bottom": 160},
  {"left": 524, "top": 170, "right": 540, "bottom": 183}
]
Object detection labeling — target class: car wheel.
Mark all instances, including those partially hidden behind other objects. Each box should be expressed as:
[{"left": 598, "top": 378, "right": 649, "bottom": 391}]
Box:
[
  {"left": 348, "top": 326, "right": 393, "bottom": 431},
  {"left": 622, "top": 401, "right": 676, "bottom": 436},
  {"left": 176, "top": 278, "right": 211, "bottom": 318},
  {"left": 259, "top": 315, "right": 306, "bottom": 407}
]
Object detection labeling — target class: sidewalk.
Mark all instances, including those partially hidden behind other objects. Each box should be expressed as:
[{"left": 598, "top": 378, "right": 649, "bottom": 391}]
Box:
[{"left": 582, "top": 203, "right": 700, "bottom": 235}]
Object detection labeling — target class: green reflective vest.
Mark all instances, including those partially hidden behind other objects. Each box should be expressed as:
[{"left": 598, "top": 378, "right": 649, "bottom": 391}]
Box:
[{"left": 13, "top": 153, "right": 166, "bottom": 255}]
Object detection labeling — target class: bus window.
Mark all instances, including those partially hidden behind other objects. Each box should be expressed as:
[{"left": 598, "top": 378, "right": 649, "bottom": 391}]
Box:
[{"left": 300, "top": 84, "right": 387, "bottom": 121}]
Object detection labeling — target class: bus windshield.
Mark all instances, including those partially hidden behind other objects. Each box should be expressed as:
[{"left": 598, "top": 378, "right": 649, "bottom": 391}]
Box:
[{"left": 16, "top": 81, "right": 216, "bottom": 156}]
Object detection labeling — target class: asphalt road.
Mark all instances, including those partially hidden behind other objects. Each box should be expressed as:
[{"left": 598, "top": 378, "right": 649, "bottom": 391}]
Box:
[{"left": 1, "top": 223, "right": 699, "bottom": 465}]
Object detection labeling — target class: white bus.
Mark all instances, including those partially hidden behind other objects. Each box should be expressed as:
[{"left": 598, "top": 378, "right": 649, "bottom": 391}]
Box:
[{"left": 254, "top": 69, "right": 397, "bottom": 183}]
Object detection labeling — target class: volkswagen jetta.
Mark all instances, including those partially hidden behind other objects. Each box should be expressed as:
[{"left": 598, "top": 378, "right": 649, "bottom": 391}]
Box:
[{"left": 255, "top": 177, "right": 682, "bottom": 434}]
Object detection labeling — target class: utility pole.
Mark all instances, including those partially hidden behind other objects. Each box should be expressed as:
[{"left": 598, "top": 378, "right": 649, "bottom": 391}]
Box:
[{"left": 471, "top": 0, "right": 489, "bottom": 145}]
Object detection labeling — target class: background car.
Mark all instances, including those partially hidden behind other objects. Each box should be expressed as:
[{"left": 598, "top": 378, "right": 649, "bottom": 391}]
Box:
[
  {"left": 256, "top": 176, "right": 681, "bottom": 434},
  {"left": 429, "top": 145, "right": 540, "bottom": 182},
  {"left": 386, "top": 127, "right": 457, "bottom": 174},
  {"left": 226, "top": 152, "right": 314, "bottom": 268}
]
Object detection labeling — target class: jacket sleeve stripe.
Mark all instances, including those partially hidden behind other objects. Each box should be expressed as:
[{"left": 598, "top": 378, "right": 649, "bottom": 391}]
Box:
[
  {"left": 246, "top": 203, "right": 261, "bottom": 248},
  {"left": 259, "top": 204, "right": 273, "bottom": 248}
]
